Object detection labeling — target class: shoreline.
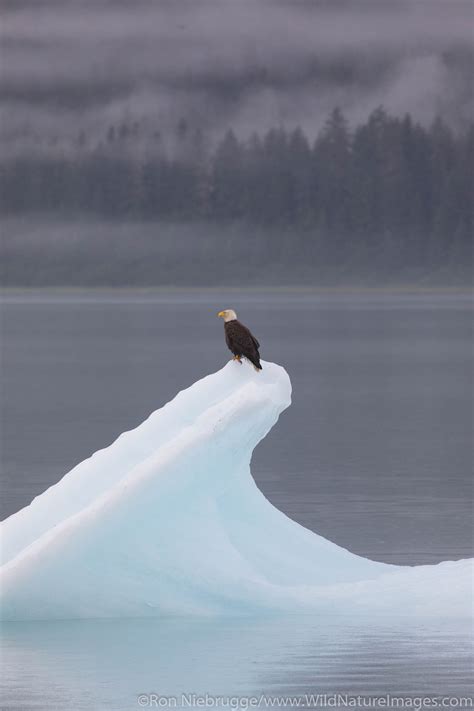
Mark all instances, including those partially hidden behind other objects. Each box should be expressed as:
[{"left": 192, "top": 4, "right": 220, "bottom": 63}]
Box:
[{"left": 1, "top": 285, "right": 473, "bottom": 296}]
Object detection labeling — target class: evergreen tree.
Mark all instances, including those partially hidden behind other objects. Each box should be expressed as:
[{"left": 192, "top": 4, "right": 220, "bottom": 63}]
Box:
[
  {"left": 313, "top": 108, "right": 352, "bottom": 258},
  {"left": 210, "top": 130, "right": 245, "bottom": 218},
  {"left": 287, "top": 128, "right": 312, "bottom": 226}
]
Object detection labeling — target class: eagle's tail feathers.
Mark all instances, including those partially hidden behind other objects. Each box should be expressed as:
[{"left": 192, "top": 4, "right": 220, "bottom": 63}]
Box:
[{"left": 250, "top": 356, "right": 262, "bottom": 371}]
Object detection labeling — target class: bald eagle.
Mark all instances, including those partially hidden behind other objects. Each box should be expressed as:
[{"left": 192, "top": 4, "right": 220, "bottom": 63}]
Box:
[{"left": 217, "top": 309, "right": 262, "bottom": 371}]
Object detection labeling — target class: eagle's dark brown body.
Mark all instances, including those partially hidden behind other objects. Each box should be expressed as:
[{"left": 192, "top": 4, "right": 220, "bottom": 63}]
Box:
[{"left": 224, "top": 319, "right": 262, "bottom": 370}]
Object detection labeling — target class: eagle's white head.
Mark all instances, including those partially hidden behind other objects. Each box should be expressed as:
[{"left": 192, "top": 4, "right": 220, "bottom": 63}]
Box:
[{"left": 217, "top": 309, "right": 237, "bottom": 322}]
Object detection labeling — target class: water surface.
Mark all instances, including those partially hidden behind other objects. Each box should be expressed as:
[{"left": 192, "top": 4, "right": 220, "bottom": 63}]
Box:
[
  {"left": 1, "top": 290, "right": 473, "bottom": 709},
  {"left": 2, "top": 290, "right": 472, "bottom": 563}
]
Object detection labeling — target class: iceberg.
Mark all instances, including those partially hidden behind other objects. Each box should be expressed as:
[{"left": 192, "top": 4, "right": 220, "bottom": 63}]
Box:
[{"left": 1, "top": 361, "right": 472, "bottom": 620}]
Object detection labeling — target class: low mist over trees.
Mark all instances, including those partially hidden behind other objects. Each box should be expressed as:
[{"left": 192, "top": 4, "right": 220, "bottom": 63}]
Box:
[{"left": 1, "top": 108, "right": 472, "bottom": 285}]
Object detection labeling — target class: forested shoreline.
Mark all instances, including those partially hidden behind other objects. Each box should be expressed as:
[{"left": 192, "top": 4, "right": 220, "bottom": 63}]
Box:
[{"left": 1, "top": 108, "right": 472, "bottom": 285}]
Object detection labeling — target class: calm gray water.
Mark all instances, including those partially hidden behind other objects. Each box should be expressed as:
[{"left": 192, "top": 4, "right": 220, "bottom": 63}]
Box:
[{"left": 1, "top": 290, "right": 473, "bottom": 709}]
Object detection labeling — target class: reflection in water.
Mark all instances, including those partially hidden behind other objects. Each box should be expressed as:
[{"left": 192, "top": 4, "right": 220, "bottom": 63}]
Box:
[{"left": 1, "top": 615, "right": 473, "bottom": 710}]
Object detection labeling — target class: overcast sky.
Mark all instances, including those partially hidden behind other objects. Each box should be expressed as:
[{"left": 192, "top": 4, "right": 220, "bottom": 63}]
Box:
[{"left": 1, "top": 0, "right": 473, "bottom": 153}]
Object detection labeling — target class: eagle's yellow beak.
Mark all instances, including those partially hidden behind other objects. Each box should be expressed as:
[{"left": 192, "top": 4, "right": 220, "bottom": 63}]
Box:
[{"left": 217, "top": 311, "right": 225, "bottom": 318}]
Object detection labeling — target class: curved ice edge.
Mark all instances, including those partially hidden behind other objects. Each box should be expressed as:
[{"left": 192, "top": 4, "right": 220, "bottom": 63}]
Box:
[
  {"left": 1, "top": 360, "right": 290, "bottom": 565},
  {"left": 3, "top": 381, "right": 275, "bottom": 572},
  {"left": 1, "top": 360, "right": 472, "bottom": 620}
]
